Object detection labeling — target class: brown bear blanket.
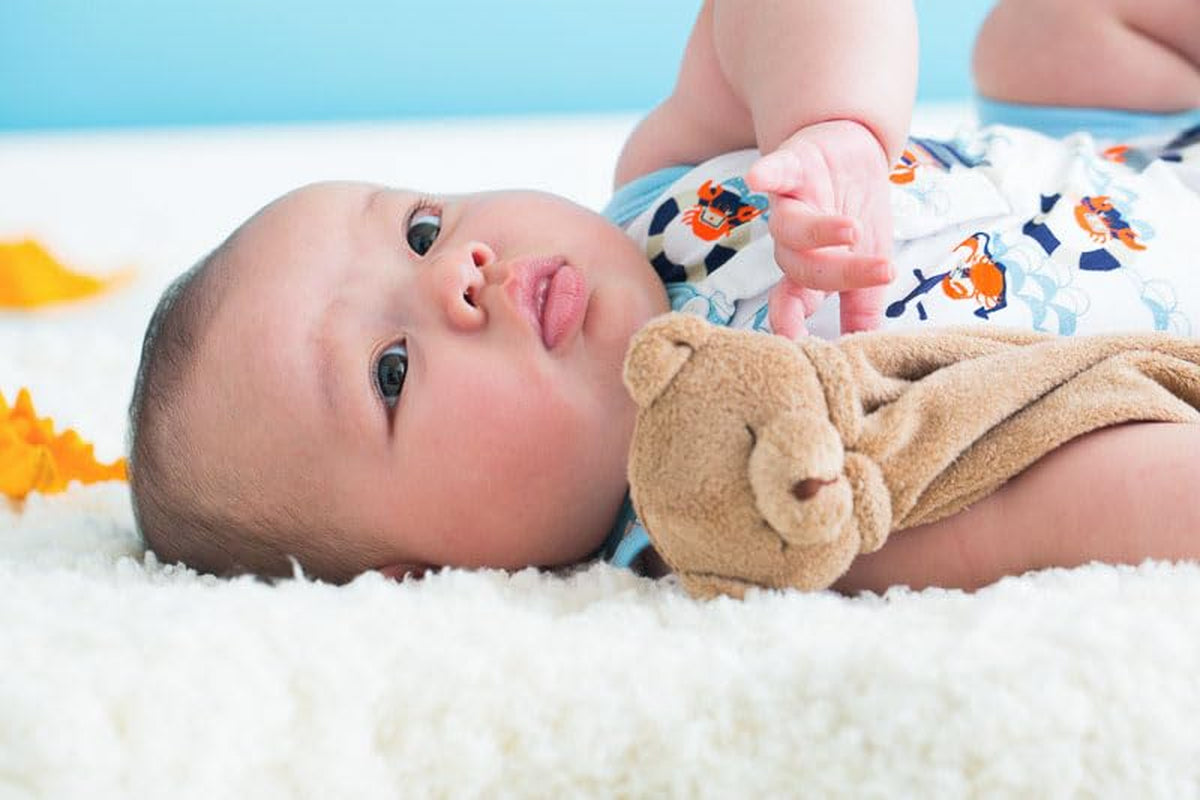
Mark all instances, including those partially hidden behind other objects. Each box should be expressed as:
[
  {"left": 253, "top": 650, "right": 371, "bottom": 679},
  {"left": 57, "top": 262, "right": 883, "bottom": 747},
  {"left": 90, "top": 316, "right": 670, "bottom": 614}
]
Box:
[{"left": 624, "top": 313, "right": 1200, "bottom": 598}]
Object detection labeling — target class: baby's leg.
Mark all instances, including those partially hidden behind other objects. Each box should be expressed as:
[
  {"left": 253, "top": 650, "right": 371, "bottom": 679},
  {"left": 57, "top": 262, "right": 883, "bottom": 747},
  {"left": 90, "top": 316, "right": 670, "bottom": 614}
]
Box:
[
  {"left": 834, "top": 423, "right": 1200, "bottom": 594},
  {"left": 972, "top": 0, "right": 1200, "bottom": 111}
]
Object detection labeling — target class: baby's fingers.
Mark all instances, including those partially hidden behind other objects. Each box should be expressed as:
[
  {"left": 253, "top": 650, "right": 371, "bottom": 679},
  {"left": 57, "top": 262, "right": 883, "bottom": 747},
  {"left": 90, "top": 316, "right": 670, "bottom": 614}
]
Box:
[
  {"left": 839, "top": 286, "right": 888, "bottom": 334},
  {"left": 769, "top": 200, "right": 859, "bottom": 251},
  {"left": 775, "top": 246, "right": 893, "bottom": 293},
  {"left": 744, "top": 148, "right": 811, "bottom": 196},
  {"left": 767, "top": 280, "right": 825, "bottom": 340},
  {"left": 748, "top": 139, "right": 835, "bottom": 199}
]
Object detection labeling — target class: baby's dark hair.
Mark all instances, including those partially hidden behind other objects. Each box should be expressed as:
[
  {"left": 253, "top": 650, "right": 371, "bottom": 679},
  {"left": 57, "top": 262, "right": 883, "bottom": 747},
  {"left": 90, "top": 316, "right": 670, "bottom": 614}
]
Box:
[{"left": 126, "top": 232, "right": 365, "bottom": 583}]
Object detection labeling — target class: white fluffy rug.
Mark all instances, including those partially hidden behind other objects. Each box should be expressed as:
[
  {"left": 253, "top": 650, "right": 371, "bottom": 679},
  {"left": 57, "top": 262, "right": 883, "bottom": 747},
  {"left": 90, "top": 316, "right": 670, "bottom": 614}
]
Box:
[{"left": 3, "top": 109, "right": 1200, "bottom": 798}]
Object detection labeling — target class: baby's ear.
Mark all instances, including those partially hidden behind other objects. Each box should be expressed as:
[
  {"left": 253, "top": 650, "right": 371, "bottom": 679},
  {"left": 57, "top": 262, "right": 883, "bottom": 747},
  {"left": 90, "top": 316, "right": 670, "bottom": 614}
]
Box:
[
  {"left": 377, "top": 563, "right": 428, "bottom": 582},
  {"left": 623, "top": 313, "right": 711, "bottom": 408}
]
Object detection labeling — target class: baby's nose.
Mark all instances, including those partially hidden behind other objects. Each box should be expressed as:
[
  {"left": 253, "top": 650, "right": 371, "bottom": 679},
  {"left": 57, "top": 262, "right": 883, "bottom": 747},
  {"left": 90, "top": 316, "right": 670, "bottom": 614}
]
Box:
[
  {"left": 468, "top": 242, "right": 495, "bottom": 270},
  {"left": 440, "top": 242, "right": 494, "bottom": 329},
  {"left": 460, "top": 242, "right": 494, "bottom": 307}
]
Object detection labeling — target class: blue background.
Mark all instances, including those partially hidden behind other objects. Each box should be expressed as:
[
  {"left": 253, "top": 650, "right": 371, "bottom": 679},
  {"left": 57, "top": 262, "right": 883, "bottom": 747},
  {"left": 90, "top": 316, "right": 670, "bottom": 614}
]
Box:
[{"left": 1, "top": 0, "right": 995, "bottom": 131}]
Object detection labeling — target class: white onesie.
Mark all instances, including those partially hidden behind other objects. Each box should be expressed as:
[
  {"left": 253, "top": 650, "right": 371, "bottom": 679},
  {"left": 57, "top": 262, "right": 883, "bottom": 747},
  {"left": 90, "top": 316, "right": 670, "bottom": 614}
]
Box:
[{"left": 604, "top": 122, "right": 1200, "bottom": 340}]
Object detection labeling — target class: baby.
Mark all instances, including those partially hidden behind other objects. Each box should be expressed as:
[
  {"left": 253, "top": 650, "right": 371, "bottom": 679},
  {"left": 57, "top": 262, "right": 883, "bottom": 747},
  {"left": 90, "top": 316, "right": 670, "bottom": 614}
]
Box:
[{"left": 128, "top": 0, "right": 1200, "bottom": 593}]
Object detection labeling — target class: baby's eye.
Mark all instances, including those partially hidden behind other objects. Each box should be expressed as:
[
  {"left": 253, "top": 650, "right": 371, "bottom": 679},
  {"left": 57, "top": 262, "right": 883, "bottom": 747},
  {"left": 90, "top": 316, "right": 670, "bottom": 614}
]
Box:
[
  {"left": 406, "top": 209, "right": 442, "bottom": 256},
  {"left": 376, "top": 342, "right": 408, "bottom": 409}
]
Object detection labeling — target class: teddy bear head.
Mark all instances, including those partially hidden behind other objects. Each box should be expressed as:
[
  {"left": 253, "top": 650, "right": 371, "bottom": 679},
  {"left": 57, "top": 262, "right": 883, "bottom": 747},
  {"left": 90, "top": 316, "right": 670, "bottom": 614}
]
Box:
[{"left": 622, "top": 313, "right": 887, "bottom": 598}]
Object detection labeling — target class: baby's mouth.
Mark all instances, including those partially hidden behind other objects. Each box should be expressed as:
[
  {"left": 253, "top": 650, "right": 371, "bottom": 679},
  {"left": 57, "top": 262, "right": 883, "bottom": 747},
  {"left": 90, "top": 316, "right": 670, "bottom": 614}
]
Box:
[
  {"left": 506, "top": 255, "right": 587, "bottom": 350},
  {"left": 534, "top": 274, "right": 551, "bottom": 325}
]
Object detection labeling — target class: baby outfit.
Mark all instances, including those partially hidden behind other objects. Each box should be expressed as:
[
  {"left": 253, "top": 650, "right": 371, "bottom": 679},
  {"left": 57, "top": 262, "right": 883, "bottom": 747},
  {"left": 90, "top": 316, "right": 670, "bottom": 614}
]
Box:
[{"left": 597, "top": 107, "right": 1200, "bottom": 569}]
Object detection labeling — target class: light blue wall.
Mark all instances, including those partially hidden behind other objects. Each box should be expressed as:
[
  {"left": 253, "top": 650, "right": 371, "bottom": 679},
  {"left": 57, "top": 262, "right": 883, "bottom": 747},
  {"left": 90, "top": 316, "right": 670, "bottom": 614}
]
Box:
[
  {"left": 1, "top": 1, "right": 995, "bottom": 131},
  {"left": 916, "top": 0, "right": 995, "bottom": 103}
]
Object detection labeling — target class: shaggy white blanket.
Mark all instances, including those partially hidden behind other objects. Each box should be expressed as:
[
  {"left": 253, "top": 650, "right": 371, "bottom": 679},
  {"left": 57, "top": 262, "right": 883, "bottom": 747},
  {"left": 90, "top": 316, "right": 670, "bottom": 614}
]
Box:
[{"left": 3, "top": 109, "right": 1199, "bottom": 798}]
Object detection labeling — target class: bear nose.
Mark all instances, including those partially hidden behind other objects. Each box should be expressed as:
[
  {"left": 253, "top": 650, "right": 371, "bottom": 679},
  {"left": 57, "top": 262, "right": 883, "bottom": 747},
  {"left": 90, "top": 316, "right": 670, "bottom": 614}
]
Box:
[{"left": 791, "top": 477, "right": 837, "bottom": 501}]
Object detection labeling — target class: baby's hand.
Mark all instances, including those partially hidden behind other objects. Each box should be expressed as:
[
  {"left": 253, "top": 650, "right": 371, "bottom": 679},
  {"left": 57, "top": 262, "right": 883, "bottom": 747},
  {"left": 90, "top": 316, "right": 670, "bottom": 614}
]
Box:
[{"left": 747, "top": 120, "right": 895, "bottom": 338}]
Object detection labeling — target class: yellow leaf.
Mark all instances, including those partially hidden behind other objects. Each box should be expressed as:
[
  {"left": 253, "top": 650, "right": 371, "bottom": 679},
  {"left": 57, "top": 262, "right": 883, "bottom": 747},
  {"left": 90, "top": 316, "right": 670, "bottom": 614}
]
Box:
[
  {"left": 0, "top": 238, "right": 132, "bottom": 308},
  {"left": 0, "top": 387, "right": 127, "bottom": 500}
]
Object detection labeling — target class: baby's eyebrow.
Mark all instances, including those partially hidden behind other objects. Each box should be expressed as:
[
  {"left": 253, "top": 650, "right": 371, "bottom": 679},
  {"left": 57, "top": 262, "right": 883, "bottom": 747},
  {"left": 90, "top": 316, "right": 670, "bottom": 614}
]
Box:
[
  {"left": 311, "top": 187, "right": 384, "bottom": 424},
  {"left": 313, "top": 300, "right": 345, "bottom": 418},
  {"left": 362, "top": 186, "right": 384, "bottom": 218},
  {"left": 310, "top": 300, "right": 380, "bottom": 445},
  {"left": 307, "top": 185, "right": 402, "bottom": 440}
]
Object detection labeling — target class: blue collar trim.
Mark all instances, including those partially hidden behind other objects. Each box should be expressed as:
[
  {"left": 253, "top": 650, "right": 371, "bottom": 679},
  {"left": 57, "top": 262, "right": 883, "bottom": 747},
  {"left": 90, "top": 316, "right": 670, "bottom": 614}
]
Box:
[{"left": 596, "top": 493, "right": 652, "bottom": 569}]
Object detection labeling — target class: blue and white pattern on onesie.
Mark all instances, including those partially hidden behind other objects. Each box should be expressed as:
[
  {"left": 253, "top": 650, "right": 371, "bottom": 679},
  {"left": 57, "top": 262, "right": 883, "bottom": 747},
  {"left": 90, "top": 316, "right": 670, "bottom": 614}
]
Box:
[
  {"left": 610, "top": 123, "right": 1200, "bottom": 341},
  {"left": 597, "top": 120, "right": 1200, "bottom": 569},
  {"left": 883, "top": 124, "right": 1200, "bottom": 336}
]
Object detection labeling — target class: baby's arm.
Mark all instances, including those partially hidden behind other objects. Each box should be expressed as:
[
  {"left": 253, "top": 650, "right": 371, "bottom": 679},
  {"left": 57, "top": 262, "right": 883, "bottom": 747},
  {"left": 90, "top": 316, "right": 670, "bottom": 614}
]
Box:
[
  {"left": 615, "top": 1, "right": 917, "bottom": 184},
  {"left": 615, "top": 0, "right": 918, "bottom": 336},
  {"left": 833, "top": 423, "right": 1200, "bottom": 594}
]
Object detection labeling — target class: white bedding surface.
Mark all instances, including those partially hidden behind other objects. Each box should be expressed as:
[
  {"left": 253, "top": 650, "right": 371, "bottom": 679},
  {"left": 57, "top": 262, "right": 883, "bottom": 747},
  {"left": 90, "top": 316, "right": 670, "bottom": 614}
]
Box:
[{"left": 4, "top": 106, "right": 1200, "bottom": 798}]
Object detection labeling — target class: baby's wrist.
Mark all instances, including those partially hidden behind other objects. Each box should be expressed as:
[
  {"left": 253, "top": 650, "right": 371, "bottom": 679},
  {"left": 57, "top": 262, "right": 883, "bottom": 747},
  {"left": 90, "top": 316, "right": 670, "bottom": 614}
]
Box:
[
  {"left": 794, "top": 119, "right": 887, "bottom": 153},
  {"left": 770, "top": 118, "right": 892, "bottom": 173}
]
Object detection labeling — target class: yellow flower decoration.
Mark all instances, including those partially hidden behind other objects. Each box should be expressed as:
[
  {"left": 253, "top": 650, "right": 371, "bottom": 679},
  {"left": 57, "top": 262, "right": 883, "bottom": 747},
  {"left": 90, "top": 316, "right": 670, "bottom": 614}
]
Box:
[
  {"left": 0, "top": 388, "right": 127, "bottom": 500},
  {"left": 0, "top": 238, "right": 130, "bottom": 308}
]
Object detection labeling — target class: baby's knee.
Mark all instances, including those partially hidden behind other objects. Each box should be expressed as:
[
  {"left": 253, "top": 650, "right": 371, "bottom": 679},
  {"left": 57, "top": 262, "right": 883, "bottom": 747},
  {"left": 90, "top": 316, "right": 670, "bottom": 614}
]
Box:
[
  {"left": 973, "top": 0, "right": 1200, "bottom": 110},
  {"left": 973, "top": 0, "right": 1090, "bottom": 101}
]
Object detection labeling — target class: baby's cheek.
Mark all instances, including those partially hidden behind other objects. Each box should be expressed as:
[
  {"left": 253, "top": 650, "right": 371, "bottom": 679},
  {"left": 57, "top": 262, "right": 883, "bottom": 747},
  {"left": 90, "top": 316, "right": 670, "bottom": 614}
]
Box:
[{"left": 441, "top": 363, "right": 538, "bottom": 432}]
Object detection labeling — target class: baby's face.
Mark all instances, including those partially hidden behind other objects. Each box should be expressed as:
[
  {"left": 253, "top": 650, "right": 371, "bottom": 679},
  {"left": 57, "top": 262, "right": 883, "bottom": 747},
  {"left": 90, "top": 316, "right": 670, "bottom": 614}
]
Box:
[{"left": 190, "top": 182, "right": 668, "bottom": 577}]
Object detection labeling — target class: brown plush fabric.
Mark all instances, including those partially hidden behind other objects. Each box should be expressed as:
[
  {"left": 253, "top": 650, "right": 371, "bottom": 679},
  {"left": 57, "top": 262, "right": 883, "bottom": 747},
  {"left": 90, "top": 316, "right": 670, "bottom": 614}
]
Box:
[{"left": 623, "top": 313, "right": 1200, "bottom": 599}]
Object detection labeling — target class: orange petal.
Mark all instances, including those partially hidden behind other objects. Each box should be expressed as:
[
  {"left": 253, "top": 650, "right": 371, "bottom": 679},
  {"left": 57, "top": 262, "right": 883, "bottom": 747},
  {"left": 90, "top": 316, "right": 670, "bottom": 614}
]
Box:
[
  {"left": 0, "top": 387, "right": 126, "bottom": 500},
  {"left": 0, "top": 438, "right": 59, "bottom": 499},
  {"left": 0, "top": 238, "right": 132, "bottom": 308}
]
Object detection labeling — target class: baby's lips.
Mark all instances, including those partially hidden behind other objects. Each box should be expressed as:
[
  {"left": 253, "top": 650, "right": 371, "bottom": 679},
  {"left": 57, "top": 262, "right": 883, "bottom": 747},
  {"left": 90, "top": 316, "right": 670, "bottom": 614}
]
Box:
[
  {"left": 539, "top": 264, "right": 586, "bottom": 350},
  {"left": 499, "top": 254, "right": 588, "bottom": 349},
  {"left": 502, "top": 255, "right": 567, "bottom": 340}
]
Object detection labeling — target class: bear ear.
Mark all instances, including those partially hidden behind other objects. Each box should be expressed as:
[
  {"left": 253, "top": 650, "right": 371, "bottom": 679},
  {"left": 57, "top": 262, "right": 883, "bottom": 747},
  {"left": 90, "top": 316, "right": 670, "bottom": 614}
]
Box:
[{"left": 623, "top": 313, "right": 712, "bottom": 408}]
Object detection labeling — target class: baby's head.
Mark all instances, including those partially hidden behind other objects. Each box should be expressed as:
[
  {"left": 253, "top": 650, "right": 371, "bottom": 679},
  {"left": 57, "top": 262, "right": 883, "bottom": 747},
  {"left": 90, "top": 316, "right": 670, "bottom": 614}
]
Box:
[{"left": 128, "top": 181, "right": 668, "bottom": 581}]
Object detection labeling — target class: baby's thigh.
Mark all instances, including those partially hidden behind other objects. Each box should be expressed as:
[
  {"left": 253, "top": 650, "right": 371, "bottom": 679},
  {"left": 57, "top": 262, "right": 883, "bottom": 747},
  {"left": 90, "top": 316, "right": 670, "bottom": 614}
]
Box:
[
  {"left": 994, "top": 422, "right": 1200, "bottom": 585},
  {"left": 972, "top": 0, "right": 1200, "bottom": 111},
  {"left": 835, "top": 422, "right": 1200, "bottom": 595}
]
